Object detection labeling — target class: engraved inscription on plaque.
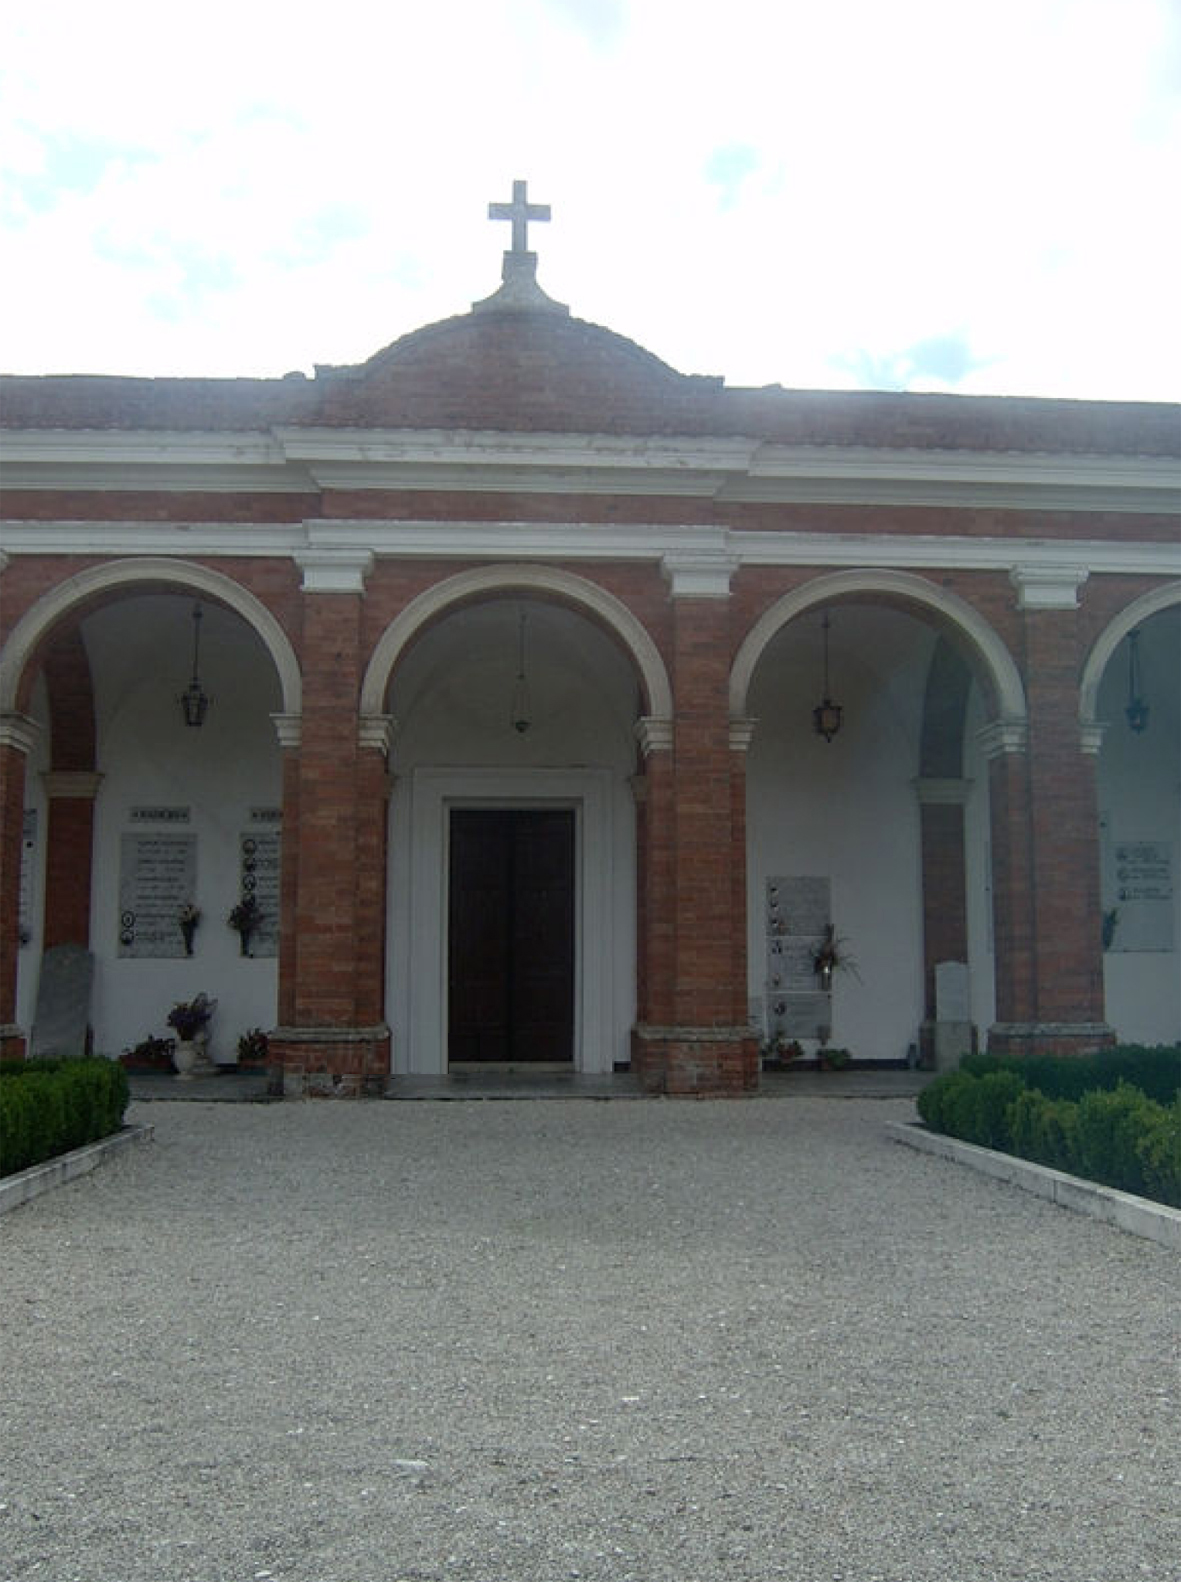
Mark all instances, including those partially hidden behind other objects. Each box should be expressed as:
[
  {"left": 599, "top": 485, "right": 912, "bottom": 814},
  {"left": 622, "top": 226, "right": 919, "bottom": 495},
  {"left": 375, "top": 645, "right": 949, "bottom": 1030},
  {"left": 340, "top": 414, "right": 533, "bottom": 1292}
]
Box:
[
  {"left": 1109, "top": 840, "right": 1174, "bottom": 952},
  {"left": 765, "top": 875, "right": 832, "bottom": 1039},
  {"left": 118, "top": 833, "right": 197, "bottom": 958},
  {"left": 239, "top": 830, "right": 280, "bottom": 957},
  {"left": 19, "top": 809, "right": 37, "bottom": 945}
]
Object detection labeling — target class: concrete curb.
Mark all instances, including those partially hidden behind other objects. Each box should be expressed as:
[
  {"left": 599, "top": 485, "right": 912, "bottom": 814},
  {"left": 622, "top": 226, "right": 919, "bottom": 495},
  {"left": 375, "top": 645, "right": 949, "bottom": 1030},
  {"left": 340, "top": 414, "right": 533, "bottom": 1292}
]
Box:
[
  {"left": 0, "top": 1124, "right": 154, "bottom": 1217},
  {"left": 886, "top": 1121, "right": 1181, "bottom": 1251}
]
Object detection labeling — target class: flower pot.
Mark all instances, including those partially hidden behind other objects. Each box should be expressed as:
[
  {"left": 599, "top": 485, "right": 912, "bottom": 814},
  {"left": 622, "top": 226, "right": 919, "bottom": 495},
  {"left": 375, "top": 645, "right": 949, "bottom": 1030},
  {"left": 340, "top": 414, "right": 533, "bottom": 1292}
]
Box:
[{"left": 173, "top": 1039, "right": 200, "bottom": 1078}]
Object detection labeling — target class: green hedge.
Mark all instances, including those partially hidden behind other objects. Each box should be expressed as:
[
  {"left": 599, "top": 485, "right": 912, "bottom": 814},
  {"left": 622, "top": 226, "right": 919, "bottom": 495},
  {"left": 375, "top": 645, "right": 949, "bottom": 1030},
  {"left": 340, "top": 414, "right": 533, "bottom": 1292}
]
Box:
[
  {"left": 0, "top": 1057, "right": 130, "bottom": 1178},
  {"left": 917, "top": 1065, "right": 1181, "bottom": 1208},
  {"left": 959, "top": 1045, "right": 1180, "bottom": 1104}
]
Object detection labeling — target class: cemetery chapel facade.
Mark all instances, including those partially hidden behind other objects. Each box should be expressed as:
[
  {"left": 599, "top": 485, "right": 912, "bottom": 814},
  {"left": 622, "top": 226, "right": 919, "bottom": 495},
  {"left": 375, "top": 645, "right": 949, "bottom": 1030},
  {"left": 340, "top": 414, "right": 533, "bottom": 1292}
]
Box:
[{"left": 1, "top": 186, "right": 1179, "bottom": 1094}]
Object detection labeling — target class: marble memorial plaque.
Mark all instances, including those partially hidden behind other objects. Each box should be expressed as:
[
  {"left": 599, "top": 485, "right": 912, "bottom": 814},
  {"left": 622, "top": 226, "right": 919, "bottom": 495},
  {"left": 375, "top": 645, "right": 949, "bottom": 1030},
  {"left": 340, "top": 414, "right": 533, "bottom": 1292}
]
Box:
[
  {"left": 771, "top": 876, "right": 830, "bottom": 939},
  {"left": 935, "top": 961, "right": 970, "bottom": 1022},
  {"left": 1110, "top": 840, "right": 1174, "bottom": 952},
  {"left": 118, "top": 833, "right": 197, "bottom": 958},
  {"left": 31, "top": 944, "right": 94, "bottom": 1058}
]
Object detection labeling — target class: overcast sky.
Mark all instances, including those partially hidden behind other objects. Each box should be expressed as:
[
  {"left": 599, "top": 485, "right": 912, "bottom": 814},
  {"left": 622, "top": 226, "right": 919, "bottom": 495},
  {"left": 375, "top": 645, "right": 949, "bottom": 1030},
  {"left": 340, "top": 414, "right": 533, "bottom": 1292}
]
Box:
[{"left": 2, "top": 0, "right": 1178, "bottom": 401}]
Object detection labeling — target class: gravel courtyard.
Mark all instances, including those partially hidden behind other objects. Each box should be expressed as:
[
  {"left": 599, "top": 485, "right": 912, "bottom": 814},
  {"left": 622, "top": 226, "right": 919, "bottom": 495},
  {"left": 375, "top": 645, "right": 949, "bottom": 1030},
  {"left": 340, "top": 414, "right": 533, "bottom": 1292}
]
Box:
[{"left": 1, "top": 1095, "right": 1177, "bottom": 1582}]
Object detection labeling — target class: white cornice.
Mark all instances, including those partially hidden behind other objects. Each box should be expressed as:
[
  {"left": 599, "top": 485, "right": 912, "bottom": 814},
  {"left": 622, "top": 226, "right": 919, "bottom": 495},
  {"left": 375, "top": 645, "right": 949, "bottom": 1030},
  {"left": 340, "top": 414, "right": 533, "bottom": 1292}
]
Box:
[
  {"left": 0, "top": 430, "right": 309, "bottom": 494},
  {"left": 0, "top": 425, "right": 1176, "bottom": 513},
  {"left": 2, "top": 519, "right": 1179, "bottom": 582}
]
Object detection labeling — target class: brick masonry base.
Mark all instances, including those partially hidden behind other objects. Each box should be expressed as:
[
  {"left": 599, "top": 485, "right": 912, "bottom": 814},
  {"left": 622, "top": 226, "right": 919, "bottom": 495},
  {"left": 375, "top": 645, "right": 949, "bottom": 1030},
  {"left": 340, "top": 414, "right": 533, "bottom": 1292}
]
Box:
[
  {"left": 987, "top": 1021, "right": 1117, "bottom": 1059},
  {"left": 269, "top": 1025, "right": 391, "bottom": 1098},
  {"left": 1, "top": 1025, "right": 28, "bottom": 1060},
  {"left": 632, "top": 1024, "right": 760, "bottom": 1096}
]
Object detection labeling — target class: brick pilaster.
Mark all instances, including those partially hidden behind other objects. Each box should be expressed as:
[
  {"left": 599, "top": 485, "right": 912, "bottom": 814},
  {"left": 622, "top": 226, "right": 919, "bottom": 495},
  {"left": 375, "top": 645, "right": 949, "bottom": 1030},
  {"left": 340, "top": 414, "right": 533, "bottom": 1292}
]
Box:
[
  {"left": 633, "top": 580, "right": 756, "bottom": 1094},
  {"left": 269, "top": 584, "right": 390, "bottom": 1094},
  {"left": 986, "top": 589, "right": 1113, "bottom": 1056}
]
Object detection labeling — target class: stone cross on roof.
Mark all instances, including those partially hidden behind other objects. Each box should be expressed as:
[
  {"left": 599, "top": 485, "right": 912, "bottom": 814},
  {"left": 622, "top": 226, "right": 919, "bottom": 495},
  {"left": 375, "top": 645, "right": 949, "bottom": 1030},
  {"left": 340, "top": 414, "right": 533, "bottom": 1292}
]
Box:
[{"left": 488, "top": 179, "right": 551, "bottom": 255}]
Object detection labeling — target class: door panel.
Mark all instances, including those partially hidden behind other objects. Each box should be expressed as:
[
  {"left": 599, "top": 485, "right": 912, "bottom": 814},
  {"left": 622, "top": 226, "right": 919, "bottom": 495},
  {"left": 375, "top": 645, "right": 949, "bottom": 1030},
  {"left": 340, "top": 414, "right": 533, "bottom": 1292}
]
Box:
[{"left": 448, "top": 809, "right": 574, "bottom": 1063}]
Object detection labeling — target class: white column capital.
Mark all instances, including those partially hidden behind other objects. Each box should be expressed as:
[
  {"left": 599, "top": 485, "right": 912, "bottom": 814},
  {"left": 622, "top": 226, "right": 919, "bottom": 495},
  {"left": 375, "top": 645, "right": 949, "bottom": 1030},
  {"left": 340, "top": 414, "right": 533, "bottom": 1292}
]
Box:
[
  {"left": 270, "top": 712, "right": 303, "bottom": 749},
  {"left": 729, "top": 718, "right": 757, "bottom": 753},
  {"left": 0, "top": 714, "right": 40, "bottom": 754},
  {"left": 359, "top": 714, "right": 397, "bottom": 757},
  {"left": 295, "top": 549, "right": 374, "bottom": 593},
  {"left": 42, "top": 770, "right": 104, "bottom": 799},
  {"left": 635, "top": 717, "right": 674, "bottom": 756},
  {"left": 661, "top": 550, "right": 739, "bottom": 599},
  {"left": 977, "top": 719, "right": 1029, "bottom": 759},
  {"left": 1009, "top": 564, "right": 1090, "bottom": 610}
]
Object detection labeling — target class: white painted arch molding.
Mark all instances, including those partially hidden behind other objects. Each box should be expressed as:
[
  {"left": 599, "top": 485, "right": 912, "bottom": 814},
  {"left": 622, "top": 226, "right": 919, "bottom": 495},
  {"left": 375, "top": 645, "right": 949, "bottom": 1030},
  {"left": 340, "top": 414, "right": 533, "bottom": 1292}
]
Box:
[
  {"left": 359, "top": 563, "right": 675, "bottom": 722},
  {"left": 0, "top": 557, "right": 302, "bottom": 716},
  {"left": 1079, "top": 580, "right": 1181, "bottom": 727},
  {"left": 729, "top": 567, "right": 1027, "bottom": 723}
]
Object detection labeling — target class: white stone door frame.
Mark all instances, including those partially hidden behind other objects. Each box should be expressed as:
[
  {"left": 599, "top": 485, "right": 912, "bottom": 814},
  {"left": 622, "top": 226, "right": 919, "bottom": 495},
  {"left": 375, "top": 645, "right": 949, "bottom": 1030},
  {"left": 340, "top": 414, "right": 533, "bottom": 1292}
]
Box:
[{"left": 392, "top": 766, "right": 617, "bottom": 1075}]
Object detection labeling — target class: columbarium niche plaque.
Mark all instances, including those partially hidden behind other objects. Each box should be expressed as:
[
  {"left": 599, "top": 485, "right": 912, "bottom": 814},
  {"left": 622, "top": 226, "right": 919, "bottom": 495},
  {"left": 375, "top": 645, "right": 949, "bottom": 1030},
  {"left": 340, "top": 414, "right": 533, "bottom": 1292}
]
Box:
[
  {"left": 1109, "top": 840, "right": 1174, "bottom": 952},
  {"left": 19, "top": 809, "right": 37, "bottom": 945},
  {"left": 118, "top": 830, "right": 197, "bottom": 958},
  {"left": 238, "top": 809, "right": 281, "bottom": 957},
  {"left": 765, "top": 875, "right": 831, "bottom": 1041}
]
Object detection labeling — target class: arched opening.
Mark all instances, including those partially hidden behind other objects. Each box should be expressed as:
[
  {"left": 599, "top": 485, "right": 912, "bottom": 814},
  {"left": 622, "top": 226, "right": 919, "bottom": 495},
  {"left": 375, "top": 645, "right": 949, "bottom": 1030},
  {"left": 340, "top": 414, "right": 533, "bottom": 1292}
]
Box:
[
  {"left": 1088, "top": 596, "right": 1181, "bottom": 1044},
  {"left": 12, "top": 582, "right": 293, "bottom": 1065},
  {"left": 736, "top": 574, "right": 1016, "bottom": 1066},
  {"left": 379, "top": 587, "right": 659, "bottom": 1076}
]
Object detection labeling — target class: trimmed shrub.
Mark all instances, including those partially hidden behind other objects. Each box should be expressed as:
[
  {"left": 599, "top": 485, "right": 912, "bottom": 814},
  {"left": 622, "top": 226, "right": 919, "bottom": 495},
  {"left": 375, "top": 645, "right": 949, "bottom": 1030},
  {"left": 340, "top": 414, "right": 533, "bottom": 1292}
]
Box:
[
  {"left": 1074, "top": 1084, "right": 1164, "bottom": 1199},
  {"left": 918, "top": 1067, "right": 1178, "bottom": 1207},
  {"left": 916, "top": 1070, "right": 965, "bottom": 1133},
  {"left": 950, "top": 1069, "right": 1026, "bottom": 1150},
  {"left": 1007, "top": 1088, "right": 1079, "bottom": 1174},
  {"left": 960, "top": 1045, "right": 1180, "bottom": 1104},
  {"left": 1136, "top": 1098, "right": 1181, "bottom": 1208},
  {"left": 0, "top": 1058, "right": 130, "bottom": 1177},
  {"left": 918, "top": 1069, "right": 1026, "bottom": 1150}
]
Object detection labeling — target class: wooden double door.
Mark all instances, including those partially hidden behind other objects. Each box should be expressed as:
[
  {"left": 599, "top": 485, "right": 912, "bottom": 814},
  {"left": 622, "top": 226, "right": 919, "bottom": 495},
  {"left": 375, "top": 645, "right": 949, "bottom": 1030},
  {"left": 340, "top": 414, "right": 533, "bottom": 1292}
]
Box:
[{"left": 447, "top": 809, "right": 575, "bottom": 1064}]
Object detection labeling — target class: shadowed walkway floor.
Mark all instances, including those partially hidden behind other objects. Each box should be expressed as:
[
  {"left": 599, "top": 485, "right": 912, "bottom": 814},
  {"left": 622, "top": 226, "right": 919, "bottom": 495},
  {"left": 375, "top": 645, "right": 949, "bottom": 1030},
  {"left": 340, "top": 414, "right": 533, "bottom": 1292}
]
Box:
[{"left": 126, "top": 1065, "right": 934, "bottom": 1103}]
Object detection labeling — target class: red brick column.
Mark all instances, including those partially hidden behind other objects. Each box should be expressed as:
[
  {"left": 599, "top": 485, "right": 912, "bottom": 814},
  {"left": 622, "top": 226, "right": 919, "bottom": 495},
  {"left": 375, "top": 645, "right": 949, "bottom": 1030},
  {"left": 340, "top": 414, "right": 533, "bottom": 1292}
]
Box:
[
  {"left": 269, "top": 570, "right": 390, "bottom": 1096},
  {"left": 40, "top": 629, "right": 99, "bottom": 950},
  {"left": 42, "top": 773, "right": 103, "bottom": 949},
  {"left": 987, "top": 579, "right": 1113, "bottom": 1057},
  {"left": 632, "top": 564, "right": 756, "bottom": 1094},
  {"left": 631, "top": 725, "right": 675, "bottom": 1082},
  {"left": 0, "top": 720, "right": 37, "bottom": 1058},
  {"left": 985, "top": 732, "right": 1036, "bottom": 1028}
]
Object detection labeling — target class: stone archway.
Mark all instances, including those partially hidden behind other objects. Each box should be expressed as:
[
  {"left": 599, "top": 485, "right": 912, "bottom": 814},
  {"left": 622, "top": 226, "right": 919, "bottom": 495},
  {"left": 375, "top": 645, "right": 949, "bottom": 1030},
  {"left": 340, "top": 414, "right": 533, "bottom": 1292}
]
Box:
[
  {"left": 1083, "top": 585, "right": 1181, "bottom": 1044},
  {"left": 1, "top": 562, "right": 301, "bottom": 1062},
  {"left": 371, "top": 573, "right": 669, "bottom": 1078},
  {"left": 0, "top": 558, "right": 301, "bottom": 721},
  {"left": 733, "top": 571, "right": 1021, "bottom": 1067},
  {"left": 729, "top": 568, "right": 1026, "bottom": 727},
  {"left": 360, "top": 563, "right": 672, "bottom": 728}
]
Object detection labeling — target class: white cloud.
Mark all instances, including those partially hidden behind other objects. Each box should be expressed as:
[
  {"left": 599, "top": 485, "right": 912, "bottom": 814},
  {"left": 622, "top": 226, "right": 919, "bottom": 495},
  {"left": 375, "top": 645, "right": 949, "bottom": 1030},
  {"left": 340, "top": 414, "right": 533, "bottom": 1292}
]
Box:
[{"left": 1, "top": 0, "right": 1177, "bottom": 398}]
